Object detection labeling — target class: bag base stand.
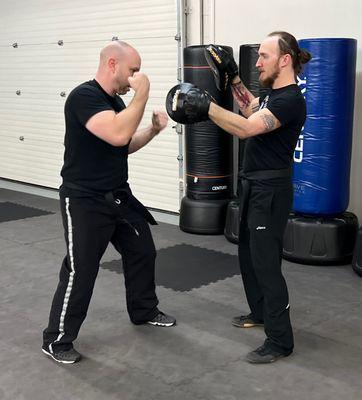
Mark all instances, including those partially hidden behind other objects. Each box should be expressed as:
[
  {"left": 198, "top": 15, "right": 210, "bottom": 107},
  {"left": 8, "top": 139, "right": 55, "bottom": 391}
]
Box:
[
  {"left": 179, "top": 196, "right": 229, "bottom": 235},
  {"left": 352, "top": 227, "right": 362, "bottom": 276},
  {"left": 283, "top": 212, "right": 359, "bottom": 265},
  {"left": 224, "top": 199, "right": 240, "bottom": 244},
  {"left": 224, "top": 207, "right": 359, "bottom": 266}
]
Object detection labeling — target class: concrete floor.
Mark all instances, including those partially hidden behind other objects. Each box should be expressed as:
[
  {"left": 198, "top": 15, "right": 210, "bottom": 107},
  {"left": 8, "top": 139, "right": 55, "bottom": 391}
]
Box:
[{"left": 1, "top": 187, "right": 361, "bottom": 400}]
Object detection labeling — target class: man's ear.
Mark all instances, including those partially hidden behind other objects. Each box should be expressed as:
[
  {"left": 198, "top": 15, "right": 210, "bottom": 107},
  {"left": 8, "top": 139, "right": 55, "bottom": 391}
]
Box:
[
  {"left": 280, "top": 53, "right": 291, "bottom": 68},
  {"left": 108, "top": 57, "right": 116, "bottom": 72}
]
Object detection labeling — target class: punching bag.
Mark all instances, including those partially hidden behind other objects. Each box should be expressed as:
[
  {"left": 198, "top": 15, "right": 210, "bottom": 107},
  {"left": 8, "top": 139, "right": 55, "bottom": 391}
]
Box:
[
  {"left": 239, "top": 44, "right": 267, "bottom": 97},
  {"left": 225, "top": 44, "right": 267, "bottom": 244},
  {"left": 184, "top": 45, "right": 233, "bottom": 200},
  {"left": 293, "top": 38, "right": 357, "bottom": 215},
  {"left": 238, "top": 44, "right": 267, "bottom": 169},
  {"left": 180, "top": 45, "right": 234, "bottom": 234}
]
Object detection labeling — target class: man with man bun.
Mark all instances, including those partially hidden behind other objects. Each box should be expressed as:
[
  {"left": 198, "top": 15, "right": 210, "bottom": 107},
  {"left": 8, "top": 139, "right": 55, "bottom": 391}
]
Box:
[
  {"left": 42, "top": 40, "right": 176, "bottom": 364},
  {"left": 167, "top": 31, "right": 311, "bottom": 363}
]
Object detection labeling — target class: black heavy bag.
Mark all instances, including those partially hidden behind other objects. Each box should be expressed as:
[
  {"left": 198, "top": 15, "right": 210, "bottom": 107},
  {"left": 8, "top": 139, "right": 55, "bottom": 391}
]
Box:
[
  {"left": 179, "top": 45, "right": 233, "bottom": 234},
  {"left": 224, "top": 44, "right": 266, "bottom": 243},
  {"left": 183, "top": 45, "right": 233, "bottom": 201},
  {"left": 239, "top": 44, "right": 267, "bottom": 98},
  {"left": 238, "top": 44, "right": 267, "bottom": 170}
]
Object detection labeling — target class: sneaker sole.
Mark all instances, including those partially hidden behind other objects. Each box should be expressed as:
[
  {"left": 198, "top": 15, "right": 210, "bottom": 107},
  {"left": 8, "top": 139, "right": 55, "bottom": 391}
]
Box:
[
  {"left": 246, "top": 354, "right": 287, "bottom": 364},
  {"left": 147, "top": 321, "right": 176, "bottom": 327},
  {"left": 231, "top": 321, "right": 264, "bottom": 328},
  {"left": 41, "top": 348, "right": 78, "bottom": 364},
  {"left": 246, "top": 352, "right": 292, "bottom": 364}
]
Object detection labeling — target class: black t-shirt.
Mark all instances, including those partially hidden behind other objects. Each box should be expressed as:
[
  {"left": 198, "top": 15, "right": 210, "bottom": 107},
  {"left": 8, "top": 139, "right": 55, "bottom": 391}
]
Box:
[
  {"left": 243, "top": 84, "right": 306, "bottom": 172},
  {"left": 60, "top": 79, "right": 128, "bottom": 197}
]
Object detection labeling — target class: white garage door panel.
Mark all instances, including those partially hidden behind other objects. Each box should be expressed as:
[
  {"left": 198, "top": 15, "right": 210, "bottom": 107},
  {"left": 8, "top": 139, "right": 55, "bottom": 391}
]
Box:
[
  {"left": 130, "top": 152, "right": 179, "bottom": 172},
  {"left": 0, "top": 95, "right": 65, "bottom": 145},
  {"left": 0, "top": 136, "right": 63, "bottom": 188},
  {"left": 0, "top": 0, "right": 180, "bottom": 212},
  {"left": 134, "top": 138, "right": 178, "bottom": 152},
  {"left": 0, "top": 7, "right": 176, "bottom": 47},
  {"left": 1, "top": 42, "right": 178, "bottom": 85}
]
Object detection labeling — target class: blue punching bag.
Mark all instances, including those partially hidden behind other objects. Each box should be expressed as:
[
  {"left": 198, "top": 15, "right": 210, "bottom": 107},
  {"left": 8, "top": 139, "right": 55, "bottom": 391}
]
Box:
[{"left": 293, "top": 38, "right": 357, "bottom": 215}]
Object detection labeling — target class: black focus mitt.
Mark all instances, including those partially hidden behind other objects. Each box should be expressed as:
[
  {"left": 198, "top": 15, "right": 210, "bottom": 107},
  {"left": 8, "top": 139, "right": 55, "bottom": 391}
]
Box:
[
  {"left": 165, "top": 83, "right": 214, "bottom": 124},
  {"left": 204, "top": 44, "right": 238, "bottom": 91}
]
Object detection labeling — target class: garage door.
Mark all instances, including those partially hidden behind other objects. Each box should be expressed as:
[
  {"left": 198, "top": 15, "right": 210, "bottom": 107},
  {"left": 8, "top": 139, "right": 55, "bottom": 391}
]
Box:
[{"left": 0, "top": 0, "right": 181, "bottom": 212}]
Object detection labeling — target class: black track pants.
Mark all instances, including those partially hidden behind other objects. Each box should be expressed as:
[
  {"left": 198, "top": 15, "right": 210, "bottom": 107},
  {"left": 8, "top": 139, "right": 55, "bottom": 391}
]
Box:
[
  {"left": 43, "top": 196, "right": 159, "bottom": 351},
  {"left": 238, "top": 179, "right": 294, "bottom": 352}
]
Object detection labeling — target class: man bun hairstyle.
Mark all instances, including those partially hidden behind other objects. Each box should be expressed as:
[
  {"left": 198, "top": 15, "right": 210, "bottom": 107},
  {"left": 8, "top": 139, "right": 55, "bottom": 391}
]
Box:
[{"left": 268, "top": 31, "right": 312, "bottom": 74}]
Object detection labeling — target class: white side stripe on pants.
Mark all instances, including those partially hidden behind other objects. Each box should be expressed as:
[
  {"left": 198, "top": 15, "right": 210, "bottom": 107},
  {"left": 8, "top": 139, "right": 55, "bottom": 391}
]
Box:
[{"left": 50, "top": 197, "right": 76, "bottom": 353}]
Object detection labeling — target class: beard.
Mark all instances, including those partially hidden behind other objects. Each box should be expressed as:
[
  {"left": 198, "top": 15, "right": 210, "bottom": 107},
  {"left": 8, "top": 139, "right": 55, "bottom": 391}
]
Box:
[
  {"left": 117, "top": 87, "right": 128, "bottom": 95},
  {"left": 116, "top": 84, "right": 131, "bottom": 96},
  {"left": 259, "top": 68, "right": 280, "bottom": 88}
]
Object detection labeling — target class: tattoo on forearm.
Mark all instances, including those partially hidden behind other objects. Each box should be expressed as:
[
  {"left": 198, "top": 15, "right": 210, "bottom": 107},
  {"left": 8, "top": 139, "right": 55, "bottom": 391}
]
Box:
[
  {"left": 231, "top": 83, "right": 250, "bottom": 109},
  {"left": 261, "top": 113, "right": 275, "bottom": 131}
]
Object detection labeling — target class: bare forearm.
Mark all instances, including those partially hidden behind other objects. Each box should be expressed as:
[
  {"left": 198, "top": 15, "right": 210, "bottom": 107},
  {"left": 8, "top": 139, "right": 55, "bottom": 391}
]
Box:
[
  {"left": 128, "top": 124, "right": 158, "bottom": 154},
  {"left": 208, "top": 102, "right": 252, "bottom": 139},
  {"left": 209, "top": 102, "right": 280, "bottom": 139},
  {"left": 231, "top": 77, "right": 256, "bottom": 117},
  {"left": 85, "top": 78, "right": 151, "bottom": 148},
  {"left": 114, "top": 96, "right": 147, "bottom": 144}
]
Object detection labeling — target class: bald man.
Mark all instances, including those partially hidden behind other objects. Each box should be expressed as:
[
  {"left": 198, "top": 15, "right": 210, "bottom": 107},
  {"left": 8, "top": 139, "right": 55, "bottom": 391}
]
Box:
[{"left": 42, "top": 41, "right": 176, "bottom": 364}]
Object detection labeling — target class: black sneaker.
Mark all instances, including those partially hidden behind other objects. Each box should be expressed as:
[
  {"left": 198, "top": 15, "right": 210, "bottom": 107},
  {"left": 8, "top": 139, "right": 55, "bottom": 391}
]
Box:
[
  {"left": 246, "top": 343, "right": 292, "bottom": 364},
  {"left": 42, "top": 345, "right": 82, "bottom": 364},
  {"left": 231, "top": 313, "right": 264, "bottom": 328},
  {"left": 147, "top": 311, "right": 176, "bottom": 327}
]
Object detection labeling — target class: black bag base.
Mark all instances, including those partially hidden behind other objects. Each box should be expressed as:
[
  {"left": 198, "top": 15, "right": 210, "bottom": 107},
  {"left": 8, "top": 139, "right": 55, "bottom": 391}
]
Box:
[
  {"left": 283, "top": 212, "right": 359, "bottom": 266},
  {"left": 224, "top": 199, "right": 240, "bottom": 244},
  {"left": 179, "top": 196, "right": 229, "bottom": 235},
  {"left": 352, "top": 227, "right": 362, "bottom": 277}
]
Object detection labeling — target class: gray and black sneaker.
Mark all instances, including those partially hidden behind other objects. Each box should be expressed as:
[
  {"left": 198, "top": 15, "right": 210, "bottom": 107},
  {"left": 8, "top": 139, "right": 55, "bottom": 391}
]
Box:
[
  {"left": 42, "top": 345, "right": 82, "bottom": 364},
  {"left": 246, "top": 342, "right": 292, "bottom": 364},
  {"left": 231, "top": 313, "right": 264, "bottom": 328},
  {"left": 147, "top": 311, "right": 176, "bottom": 327}
]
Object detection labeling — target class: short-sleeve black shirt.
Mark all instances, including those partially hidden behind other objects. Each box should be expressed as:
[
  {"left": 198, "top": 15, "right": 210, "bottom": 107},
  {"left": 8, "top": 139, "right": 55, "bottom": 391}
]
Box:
[
  {"left": 60, "top": 79, "right": 128, "bottom": 197},
  {"left": 243, "top": 84, "right": 306, "bottom": 172}
]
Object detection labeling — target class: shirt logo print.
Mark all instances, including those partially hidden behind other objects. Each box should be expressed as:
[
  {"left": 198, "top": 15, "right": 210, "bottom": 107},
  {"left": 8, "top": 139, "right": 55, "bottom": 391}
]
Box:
[{"left": 259, "top": 95, "right": 269, "bottom": 110}]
